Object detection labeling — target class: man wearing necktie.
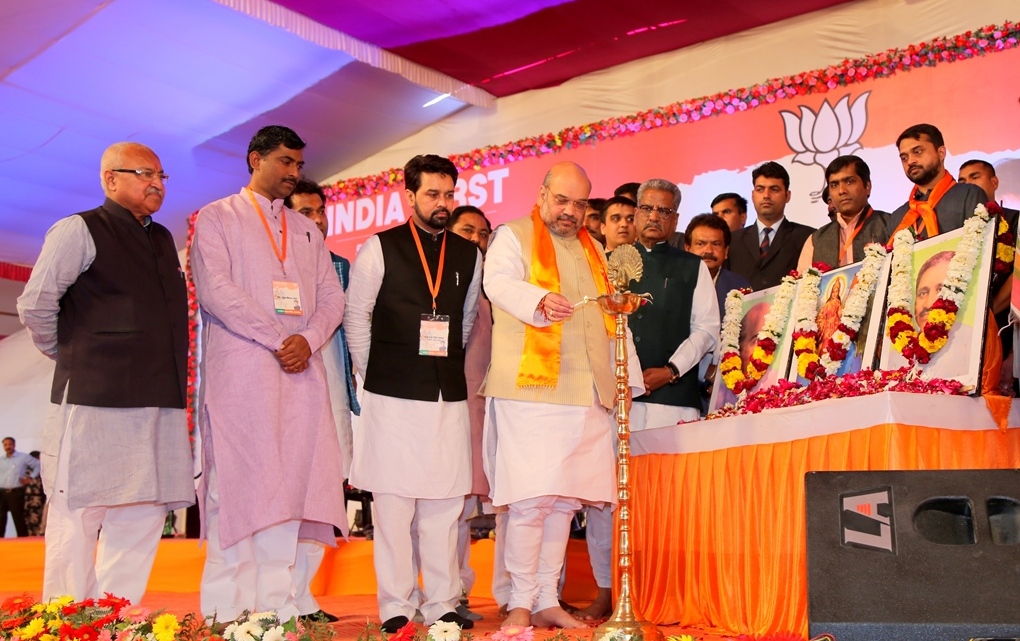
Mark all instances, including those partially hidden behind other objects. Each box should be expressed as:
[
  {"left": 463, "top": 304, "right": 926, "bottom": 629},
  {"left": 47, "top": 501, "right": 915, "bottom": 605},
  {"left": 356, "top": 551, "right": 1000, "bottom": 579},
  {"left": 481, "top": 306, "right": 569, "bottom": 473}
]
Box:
[{"left": 727, "top": 162, "right": 815, "bottom": 291}]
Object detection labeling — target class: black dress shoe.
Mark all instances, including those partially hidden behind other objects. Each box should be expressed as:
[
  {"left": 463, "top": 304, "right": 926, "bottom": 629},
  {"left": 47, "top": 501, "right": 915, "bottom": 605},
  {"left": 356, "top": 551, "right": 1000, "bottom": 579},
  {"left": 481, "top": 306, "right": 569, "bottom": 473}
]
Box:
[
  {"left": 437, "top": 611, "right": 474, "bottom": 630},
  {"left": 299, "top": 610, "right": 339, "bottom": 623},
  {"left": 380, "top": 616, "right": 409, "bottom": 633}
]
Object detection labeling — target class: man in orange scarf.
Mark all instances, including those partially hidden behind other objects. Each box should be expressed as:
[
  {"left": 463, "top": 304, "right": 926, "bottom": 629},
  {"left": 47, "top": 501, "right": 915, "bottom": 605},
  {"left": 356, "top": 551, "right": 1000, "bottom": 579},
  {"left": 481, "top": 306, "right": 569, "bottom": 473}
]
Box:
[
  {"left": 482, "top": 162, "right": 644, "bottom": 629},
  {"left": 888, "top": 123, "right": 988, "bottom": 241}
]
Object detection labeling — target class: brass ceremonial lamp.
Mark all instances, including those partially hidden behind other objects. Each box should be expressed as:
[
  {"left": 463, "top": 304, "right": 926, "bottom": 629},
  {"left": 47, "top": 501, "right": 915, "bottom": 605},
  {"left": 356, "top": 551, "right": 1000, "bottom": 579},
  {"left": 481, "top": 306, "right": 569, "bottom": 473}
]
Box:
[{"left": 590, "top": 245, "right": 660, "bottom": 641}]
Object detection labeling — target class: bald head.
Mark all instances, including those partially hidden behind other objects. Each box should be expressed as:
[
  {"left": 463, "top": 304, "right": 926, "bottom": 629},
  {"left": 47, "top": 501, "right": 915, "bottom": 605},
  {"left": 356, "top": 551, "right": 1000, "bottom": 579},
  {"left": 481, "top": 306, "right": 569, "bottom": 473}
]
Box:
[
  {"left": 537, "top": 162, "right": 592, "bottom": 238},
  {"left": 100, "top": 142, "right": 166, "bottom": 221}
]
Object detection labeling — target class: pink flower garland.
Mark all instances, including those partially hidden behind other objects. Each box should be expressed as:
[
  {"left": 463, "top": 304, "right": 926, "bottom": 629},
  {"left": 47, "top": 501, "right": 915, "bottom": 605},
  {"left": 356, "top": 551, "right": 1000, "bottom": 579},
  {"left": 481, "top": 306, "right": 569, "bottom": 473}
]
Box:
[{"left": 323, "top": 22, "right": 1019, "bottom": 203}]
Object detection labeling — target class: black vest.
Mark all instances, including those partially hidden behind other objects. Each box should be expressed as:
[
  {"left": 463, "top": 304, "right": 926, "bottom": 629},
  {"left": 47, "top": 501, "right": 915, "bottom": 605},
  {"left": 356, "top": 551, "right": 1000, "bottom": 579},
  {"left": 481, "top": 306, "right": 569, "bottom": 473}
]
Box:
[
  {"left": 364, "top": 224, "right": 478, "bottom": 402},
  {"left": 52, "top": 199, "right": 188, "bottom": 408},
  {"left": 628, "top": 243, "right": 703, "bottom": 410},
  {"left": 810, "top": 207, "right": 890, "bottom": 268}
]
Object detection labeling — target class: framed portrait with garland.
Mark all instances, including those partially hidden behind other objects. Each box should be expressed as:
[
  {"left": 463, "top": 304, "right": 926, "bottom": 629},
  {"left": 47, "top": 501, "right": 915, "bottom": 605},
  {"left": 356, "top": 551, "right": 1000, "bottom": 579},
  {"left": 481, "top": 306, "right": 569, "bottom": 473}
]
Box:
[
  {"left": 878, "top": 219, "right": 997, "bottom": 392},
  {"left": 709, "top": 278, "right": 797, "bottom": 412},
  {"left": 783, "top": 248, "right": 891, "bottom": 386}
]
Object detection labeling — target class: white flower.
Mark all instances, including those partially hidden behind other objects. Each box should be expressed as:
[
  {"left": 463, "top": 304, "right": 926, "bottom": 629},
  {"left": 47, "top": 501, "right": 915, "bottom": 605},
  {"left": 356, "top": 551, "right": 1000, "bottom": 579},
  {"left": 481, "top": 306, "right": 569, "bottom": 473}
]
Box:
[
  {"left": 792, "top": 268, "right": 822, "bottom": 333},
  {"left": 818, "top": 243, "right": 886, "bottom": 375},
  {"left": 231, "top": 621, "right": 264, "bottom": 641},
  {"left": 249, "top": 612, "right": 278, "bottom": 624},
  {"left": 427, "top": 620, "right": 461, "bottom": 641},
  {"left": 262, "top": 626, "right": 286, "bottom": 641},
  {"left": 223, "top": 623, "right": 239, "bottom": 640},
  {"left": 720, "top": 289, "right": 746, "bottom": 354}
]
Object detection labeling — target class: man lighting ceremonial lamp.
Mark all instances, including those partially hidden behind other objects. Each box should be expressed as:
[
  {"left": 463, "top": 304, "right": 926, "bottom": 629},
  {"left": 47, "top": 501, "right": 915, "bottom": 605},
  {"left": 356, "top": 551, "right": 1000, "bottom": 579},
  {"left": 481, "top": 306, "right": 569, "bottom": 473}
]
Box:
[{"left": 482, "top": 161, "right": 644, "bottom": 629}]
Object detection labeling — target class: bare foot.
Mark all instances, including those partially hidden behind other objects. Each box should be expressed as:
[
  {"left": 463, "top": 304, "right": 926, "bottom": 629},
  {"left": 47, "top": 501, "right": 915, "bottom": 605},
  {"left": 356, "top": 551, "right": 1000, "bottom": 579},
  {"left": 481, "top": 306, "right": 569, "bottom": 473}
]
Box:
[
  {"left": 573, "top": 587, "right": 613, "bottom": 621},
  {"left": 498, "top": 604, "right": 508, "bottom": 618},
  {"left": 503, "top": 607, "right": 531, "bottom": 628},
  {"left": 531, "top": 606, "right": 585, "bottom": 629}
]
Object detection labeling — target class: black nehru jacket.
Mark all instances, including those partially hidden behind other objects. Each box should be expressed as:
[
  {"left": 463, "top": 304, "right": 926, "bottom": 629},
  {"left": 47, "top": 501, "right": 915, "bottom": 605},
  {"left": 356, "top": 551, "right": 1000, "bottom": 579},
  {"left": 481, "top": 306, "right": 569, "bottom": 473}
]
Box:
[
  {"left": 365, "top": 224, "right": 479, "bottom": 402},
  {"left": 52, "top": 199, "right": 188, "bottom": 408}
]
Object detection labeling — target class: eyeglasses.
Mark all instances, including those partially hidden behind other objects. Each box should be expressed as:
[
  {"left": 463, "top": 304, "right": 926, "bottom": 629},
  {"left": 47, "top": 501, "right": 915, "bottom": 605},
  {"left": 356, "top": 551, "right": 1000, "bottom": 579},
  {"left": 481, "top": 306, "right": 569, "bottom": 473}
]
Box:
[
  {"left": 636, "top": 204, "right": 677, "bottom": 217},
  {"left": 546, "top": 191, "right": 588, "bottom": 212},
  {"left": 113, "top": 168, "right": 169, "bottom": 183}
]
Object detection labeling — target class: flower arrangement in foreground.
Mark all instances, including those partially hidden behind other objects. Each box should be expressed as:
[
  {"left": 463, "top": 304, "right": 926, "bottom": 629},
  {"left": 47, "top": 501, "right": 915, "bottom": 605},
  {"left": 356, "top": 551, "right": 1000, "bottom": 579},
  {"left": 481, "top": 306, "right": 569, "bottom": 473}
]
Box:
[
  {"left": 702, "top": 367, "right": 965, "bottom": 420},
  {"left": 0, "top": 596, "right": 336, "bottom": 641},
  {"left": 719, "top": 274, "right": 798, "bottom": 394},
  {"left": 885, "top": 204, "right": 991, "bottom": 365},
  {"left": 1, "top": 594, "right": 180, "bottom": 641},
  {"left": 817, "top": 243, "right": 888, "bottom": 377},
  {"left": 791, "top": 267, "right": 823, "bottom": 380}
]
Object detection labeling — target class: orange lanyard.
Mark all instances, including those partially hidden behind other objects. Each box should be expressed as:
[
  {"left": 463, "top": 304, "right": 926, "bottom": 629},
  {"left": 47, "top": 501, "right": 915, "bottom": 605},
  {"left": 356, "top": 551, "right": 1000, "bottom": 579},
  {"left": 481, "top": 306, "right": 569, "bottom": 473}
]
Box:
[
  {"left": 408, "top": 218, "right": 446, "bottom": 313},
  {"left": 248, "top": 188, "right": 288, "bottom": 275},
  {"left": 838, "top": 206, "right": 873, "bottom": 264}
]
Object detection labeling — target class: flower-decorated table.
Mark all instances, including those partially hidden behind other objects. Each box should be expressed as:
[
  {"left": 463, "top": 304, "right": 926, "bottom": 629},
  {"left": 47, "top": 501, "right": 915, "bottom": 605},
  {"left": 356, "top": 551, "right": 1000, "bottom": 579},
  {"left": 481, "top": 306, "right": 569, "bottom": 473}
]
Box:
[{"left": 627, "top": 392, "right": 1020, "bottom": 637}]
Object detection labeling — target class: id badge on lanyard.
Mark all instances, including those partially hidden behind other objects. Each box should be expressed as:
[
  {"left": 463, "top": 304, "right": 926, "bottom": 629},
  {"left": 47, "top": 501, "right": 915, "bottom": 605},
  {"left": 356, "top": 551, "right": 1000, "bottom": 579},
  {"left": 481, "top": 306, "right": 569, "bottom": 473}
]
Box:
[
  {"left": 419, "top": 314, "right": 450, "bottom": 356},
  {"left": 409, "top": 218, "right": 451, "bottom": 358}
]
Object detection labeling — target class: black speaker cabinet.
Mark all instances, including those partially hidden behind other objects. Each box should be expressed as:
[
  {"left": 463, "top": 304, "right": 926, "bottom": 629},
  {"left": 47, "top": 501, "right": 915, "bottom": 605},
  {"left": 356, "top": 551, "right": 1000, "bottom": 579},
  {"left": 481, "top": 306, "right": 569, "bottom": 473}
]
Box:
[{"left": 806, "top": 469, "right": 1020, "bottom": 641}]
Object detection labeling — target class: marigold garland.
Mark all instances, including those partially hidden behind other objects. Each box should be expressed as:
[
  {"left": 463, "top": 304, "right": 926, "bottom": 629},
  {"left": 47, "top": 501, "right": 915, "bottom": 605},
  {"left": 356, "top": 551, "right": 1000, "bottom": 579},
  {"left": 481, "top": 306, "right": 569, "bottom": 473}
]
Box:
[
  {"left": 719, "top": 275, "right": 798, "bottom": 395},
  {"left": 184, "top": 211, "right": 200, "bottom": 445},
  {"left": 791, "top": 268, "right": 823, "bottom": 381},
  {"left": 323, "top": 22, "right": 1019, "bottom": 202},
  {"left": 885, "top": 204, "right": 991, "bottom": 365}
]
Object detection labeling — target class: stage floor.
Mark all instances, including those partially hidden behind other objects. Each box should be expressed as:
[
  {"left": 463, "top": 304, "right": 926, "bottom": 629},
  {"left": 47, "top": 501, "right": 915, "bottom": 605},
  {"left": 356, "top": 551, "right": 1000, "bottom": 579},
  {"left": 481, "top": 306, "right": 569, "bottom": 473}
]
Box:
[{"left": 0, "top": 537, "right": 747, "bottom": 641}]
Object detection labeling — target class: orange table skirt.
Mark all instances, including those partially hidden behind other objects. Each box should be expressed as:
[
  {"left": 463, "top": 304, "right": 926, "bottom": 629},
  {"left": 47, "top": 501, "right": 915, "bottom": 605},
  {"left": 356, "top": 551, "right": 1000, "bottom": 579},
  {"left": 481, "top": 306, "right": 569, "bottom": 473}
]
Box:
[{"left": 629, "top": 421, "right": 1020, "bottom": 637}]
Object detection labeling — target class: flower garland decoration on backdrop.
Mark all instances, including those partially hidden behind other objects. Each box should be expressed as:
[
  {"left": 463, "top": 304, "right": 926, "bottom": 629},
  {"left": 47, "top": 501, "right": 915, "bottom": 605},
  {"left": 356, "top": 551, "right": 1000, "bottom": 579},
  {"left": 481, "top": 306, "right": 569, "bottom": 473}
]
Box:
[
  {"left": 817, "top": 243, "right": 888, "bottom": 376},
  {"left": 323, "top": 22, "right": 1019, "bottom": 202},
  {"left": 791, "top": 267, "right": 824, "bottom": 380},
  {"left": 719, "top": 274, "right": 798, "bottom": 394},
  {"left": 885, "top": 204, "right": 991, "bottom": 365}
]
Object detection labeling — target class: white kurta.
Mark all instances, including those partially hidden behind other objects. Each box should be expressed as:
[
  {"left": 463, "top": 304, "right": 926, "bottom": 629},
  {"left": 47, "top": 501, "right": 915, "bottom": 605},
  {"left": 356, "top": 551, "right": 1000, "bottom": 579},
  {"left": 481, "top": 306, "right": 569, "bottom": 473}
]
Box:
[
  {"left": 482, "top": 226, "right": 644, "bottom": 507},
  {"left": 344, "top": 233, "right": 482, "bottom": 498}
]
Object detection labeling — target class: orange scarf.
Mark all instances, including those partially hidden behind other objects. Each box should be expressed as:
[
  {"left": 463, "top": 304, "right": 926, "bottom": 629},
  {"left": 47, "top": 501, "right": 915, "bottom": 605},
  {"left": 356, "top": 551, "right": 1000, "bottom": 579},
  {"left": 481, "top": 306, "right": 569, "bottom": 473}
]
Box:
[
  {"left": 890, "top": 171, "right": 956, "bottom": 240},
  {"left": 516, "top": 206, "right": 613, "bottom": 388}
]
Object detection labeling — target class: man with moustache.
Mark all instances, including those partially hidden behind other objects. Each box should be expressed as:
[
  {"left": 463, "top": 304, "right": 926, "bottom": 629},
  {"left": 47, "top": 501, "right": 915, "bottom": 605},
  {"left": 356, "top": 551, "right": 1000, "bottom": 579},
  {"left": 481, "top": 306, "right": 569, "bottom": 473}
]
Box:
[
  {"left": 192, "top": 126, "right": 347, "bottom": 621},
  {"left": 583, "top": 198, "right": 607, "bottom": 246},
  {"left": 482, "top": 161, "right": 644, "bottom": 629},
  {"left": 711, "top": 193, "right": 749, "bottom": 232},
  {"left": 580, "top": 180, "right": 718, "bottom": 620},
  {"left": 18, "top": 142, "right": 193, "bottom": 601},
  {"left": 284, "top": 178, "right": 360, "bottom": 623},
  {"left": 728, "top": 162, "right": 814, "bottom": 290},
  {"left": 684, "top": 213, "right": 750, "bottom": 312},
  {"left": 599, "top": 196, "right": 637, "bottom": 252},
  {"left": 345, "top": 154, "right": 481, "bottom": 632},
  {"left": 797, "top": 156, "right": 890, "bottom": 274},
  {"left": 888, "top": 124, "right": 988, "bottom": 240}
]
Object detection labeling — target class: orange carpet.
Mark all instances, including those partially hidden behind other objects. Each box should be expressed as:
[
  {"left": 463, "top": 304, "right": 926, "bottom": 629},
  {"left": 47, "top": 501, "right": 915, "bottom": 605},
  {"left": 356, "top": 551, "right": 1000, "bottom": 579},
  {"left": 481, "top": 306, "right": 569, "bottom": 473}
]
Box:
[{"left": 0, "top": 537, "right": 744, "bottom": 640}]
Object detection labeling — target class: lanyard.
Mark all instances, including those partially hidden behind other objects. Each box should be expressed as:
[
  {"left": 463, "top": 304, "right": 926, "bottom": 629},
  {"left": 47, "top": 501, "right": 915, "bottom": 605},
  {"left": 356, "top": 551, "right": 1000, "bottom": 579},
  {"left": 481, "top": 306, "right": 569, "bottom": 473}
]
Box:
[
  {"left": 408, "top": 218, "right": 446, "bottom": 313},
  {"left": 837, "top": 206, "right": 873, "bottom": 264},
  {"left": 247, "top": 188, "right": 287, "bottom": 275}
]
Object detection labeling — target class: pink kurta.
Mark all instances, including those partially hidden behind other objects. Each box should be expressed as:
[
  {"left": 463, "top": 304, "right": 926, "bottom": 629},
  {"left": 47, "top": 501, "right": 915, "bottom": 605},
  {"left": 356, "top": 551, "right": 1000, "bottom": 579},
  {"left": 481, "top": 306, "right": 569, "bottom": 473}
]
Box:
[
  {"left": 464, "top": 295, "right": 492, "bottom": 497},
  {"left": 192, "top": 189, "right": 346, "bottom": 549}
]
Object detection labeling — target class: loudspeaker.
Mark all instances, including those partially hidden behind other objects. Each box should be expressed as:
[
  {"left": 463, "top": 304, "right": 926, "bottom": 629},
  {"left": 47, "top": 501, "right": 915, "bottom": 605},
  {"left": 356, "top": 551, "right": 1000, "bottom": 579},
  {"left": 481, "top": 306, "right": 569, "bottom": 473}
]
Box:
[{"left": 806, "top": 469, "right": 1020, "bottom": 641}]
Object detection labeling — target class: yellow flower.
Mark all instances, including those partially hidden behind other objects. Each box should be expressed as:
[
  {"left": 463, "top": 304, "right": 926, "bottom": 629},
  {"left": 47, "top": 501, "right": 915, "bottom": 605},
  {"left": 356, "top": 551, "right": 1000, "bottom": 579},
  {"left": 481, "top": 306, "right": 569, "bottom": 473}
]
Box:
[
  {"left": 997, "top": 243, "right": 1014, "bottom": 262},
  {"left": 720, "top": 355, "right": 741, "bottom": 371},
  {"left": 31, "top": 604, "right": 46, "bottom": 614},
  {"left": 17, "top": 618, "right": 46, "bottom": 639},
  {"left": 151, "top": 613, "right": 179, "bottom": 641},
  {"left": 722, "top": 371, "right": 743, "bottom": 389},
  {"left": 40, "top": 634, "right": 58, "bottom": 641},
  {"left": 55, "top": 596, "right": 74, "bottom": 607},
  {"left": 927, "top": 309, "right": 955, "bottom": 326}
]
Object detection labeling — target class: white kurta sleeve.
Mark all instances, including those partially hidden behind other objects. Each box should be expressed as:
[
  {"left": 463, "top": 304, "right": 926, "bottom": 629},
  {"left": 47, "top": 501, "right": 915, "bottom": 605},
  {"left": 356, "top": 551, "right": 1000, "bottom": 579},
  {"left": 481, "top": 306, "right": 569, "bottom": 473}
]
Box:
[
  {"left": 668, "top": 261, "right": 720, "bottom": 377},
  {"left": 17, "top": 216, "right": 96, "bottom": 358},
  {"left": 462, "top": 247, "right": 483, "bottom": 347},
  {"left": 483, "top": 226, "right": 553, "bottom": 327},
  {"left": 344, "top": 236, "right": 385, "bottom": 377}
]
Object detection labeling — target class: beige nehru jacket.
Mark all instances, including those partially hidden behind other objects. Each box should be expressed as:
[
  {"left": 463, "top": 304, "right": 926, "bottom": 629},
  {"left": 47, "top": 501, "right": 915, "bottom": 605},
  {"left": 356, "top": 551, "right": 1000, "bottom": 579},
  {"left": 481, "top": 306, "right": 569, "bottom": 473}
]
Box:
[{"left": 482, "top": 216, "right": 615, "bottom": 409}]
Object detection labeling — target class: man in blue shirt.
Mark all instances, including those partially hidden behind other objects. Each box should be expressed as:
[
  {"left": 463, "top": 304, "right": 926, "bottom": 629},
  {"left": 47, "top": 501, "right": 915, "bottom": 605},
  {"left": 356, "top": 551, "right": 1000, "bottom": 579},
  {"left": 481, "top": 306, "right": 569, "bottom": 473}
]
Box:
[{"left": 1, "top": 437, "right": 40, "bottom": 537}]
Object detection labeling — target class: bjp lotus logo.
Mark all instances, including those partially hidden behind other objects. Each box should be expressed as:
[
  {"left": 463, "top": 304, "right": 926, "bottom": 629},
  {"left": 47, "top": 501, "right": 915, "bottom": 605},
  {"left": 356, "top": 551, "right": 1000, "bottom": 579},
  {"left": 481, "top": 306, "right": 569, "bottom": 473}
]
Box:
[{"left": 781, "top": 92, "right": 871, "bottom": 169}]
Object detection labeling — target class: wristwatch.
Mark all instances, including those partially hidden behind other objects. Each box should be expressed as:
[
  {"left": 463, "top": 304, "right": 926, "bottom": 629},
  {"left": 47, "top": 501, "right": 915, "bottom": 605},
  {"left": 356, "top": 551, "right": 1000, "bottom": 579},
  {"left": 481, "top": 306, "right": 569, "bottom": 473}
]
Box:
[{"left": 665, "top": 362, "right": 681, "bottom": 384}]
